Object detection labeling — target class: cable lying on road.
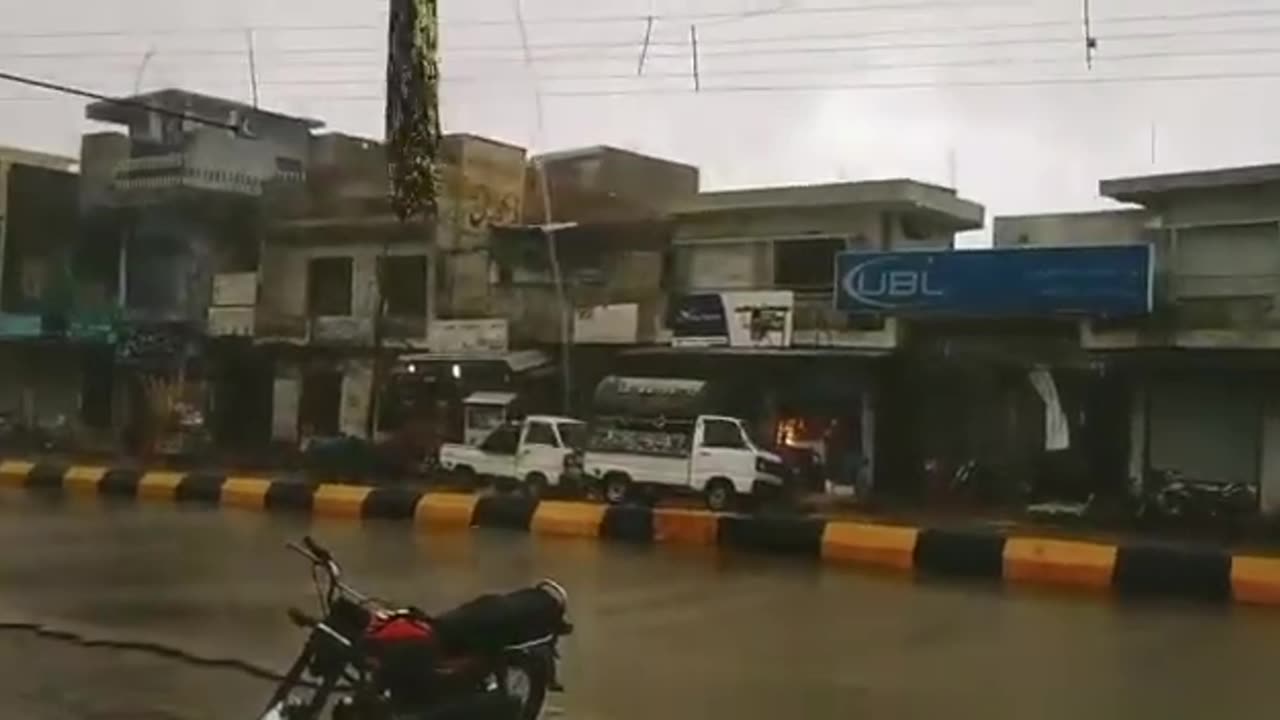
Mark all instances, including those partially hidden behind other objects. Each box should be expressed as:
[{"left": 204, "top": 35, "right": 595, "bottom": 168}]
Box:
[{"left": 0, "top": 620, "right": 290, "bottom": 684}]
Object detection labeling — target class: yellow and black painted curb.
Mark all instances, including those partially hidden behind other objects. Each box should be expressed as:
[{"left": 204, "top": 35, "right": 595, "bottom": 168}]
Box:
[{"left": 5, "top": 459, "right": 1280, "bottom": 607}]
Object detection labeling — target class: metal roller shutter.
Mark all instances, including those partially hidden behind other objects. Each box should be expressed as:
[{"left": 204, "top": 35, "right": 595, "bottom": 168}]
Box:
[{"left": 1148, "top": 377, "right": 1260, "bottom": 486}]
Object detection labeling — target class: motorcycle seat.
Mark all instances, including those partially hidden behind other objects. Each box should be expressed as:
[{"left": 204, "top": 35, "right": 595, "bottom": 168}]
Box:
[{"left": 432, "top": 587, "right": 566, "bottom": 655}]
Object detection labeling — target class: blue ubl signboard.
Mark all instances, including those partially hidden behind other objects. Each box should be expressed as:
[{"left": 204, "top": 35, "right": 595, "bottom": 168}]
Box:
[{"left": 834, "top": 245, "right": 1153, "bottom": 317}]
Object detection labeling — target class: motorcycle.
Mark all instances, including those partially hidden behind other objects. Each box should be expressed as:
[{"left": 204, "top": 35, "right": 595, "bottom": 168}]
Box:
[
  {"left": 1137, "top": 468, "right": 1258, "bottom": 528},
  {"left": 260, "top": 536, "right": 572, "bottom": 720}
]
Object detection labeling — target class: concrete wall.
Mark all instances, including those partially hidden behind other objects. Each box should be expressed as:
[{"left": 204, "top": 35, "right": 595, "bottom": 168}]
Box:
[
  {"left": 493, "top": 248, "right": 666, "bottom": 344},
  {"left": 992, "top": 209, "right": 1149, "bottom": 248},
  {"left": 260, "top": 237, "right": 431, "bottom": 322},
  {"left": 672, "top": 204, "right": 957, "bottom": 293}
]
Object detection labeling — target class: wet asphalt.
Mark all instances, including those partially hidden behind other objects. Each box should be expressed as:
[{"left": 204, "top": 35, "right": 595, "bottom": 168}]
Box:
[{"left": 2, "top": 488, "right": 1280, "bottom": 720}]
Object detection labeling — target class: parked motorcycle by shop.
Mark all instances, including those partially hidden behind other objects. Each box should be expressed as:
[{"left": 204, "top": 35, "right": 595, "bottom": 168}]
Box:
[
  {"left": 260, "top": 537, "right": 571, "bottom": 720},
  {"left": 1136, "top": 468, "right": 1258, "bottom": 530}
]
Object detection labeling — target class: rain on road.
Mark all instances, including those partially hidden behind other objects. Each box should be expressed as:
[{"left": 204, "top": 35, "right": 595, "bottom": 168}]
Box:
[{"left": 1, "top": 488, "right": 1278, "bottom": 720}]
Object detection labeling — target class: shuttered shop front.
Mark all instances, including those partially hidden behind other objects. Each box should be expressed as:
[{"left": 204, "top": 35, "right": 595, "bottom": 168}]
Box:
[{"left": 1147, "top": 376, "right": 1260, "bottom": 486}]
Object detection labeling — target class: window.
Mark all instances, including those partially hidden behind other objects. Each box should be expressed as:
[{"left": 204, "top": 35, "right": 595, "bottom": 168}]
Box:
[
  {"left": 275, "top": 156, "right": 303, "bottom": 174},
  {"left": 772, "top": 237, "right": 845, "bottom": 289},
  {"left": 379, "top": 255, "right": 428, "bottom": 316},
  {"left": 559, "top": 422, "right": 588, "bottom": 450},
  {"left": 702, "top": 419, "right": 747, "bottom": 449},
  {"left": 480, "top": 423, "right": 521, "bottom": 455},
  {"left": 306, "top": 257, "right": 353, "bottom": 316},
  {"left": 524, "top": 421, "right": 558, "bottom": 446}
]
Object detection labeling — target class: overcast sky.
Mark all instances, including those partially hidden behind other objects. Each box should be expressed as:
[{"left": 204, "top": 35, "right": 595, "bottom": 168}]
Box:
[{"left": 4, "top": 0, "right": 1280, "bottom": 242}]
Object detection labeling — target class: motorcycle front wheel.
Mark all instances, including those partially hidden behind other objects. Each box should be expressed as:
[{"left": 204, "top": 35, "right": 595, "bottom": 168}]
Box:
[{"left": 499, "top": 652, "right": 550, "bottom": 720}]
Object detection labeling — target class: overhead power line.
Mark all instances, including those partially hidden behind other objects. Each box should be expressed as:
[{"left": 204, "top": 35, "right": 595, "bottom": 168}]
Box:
[
  {"left": 10, "top": 44, "right": 1280, "bottom": 97},
  {"left": 9, "top": 66, "right": 1280, "bottom": 105},
  {"left": 0, "top": 69, "right": 241, "bottom": 130},
  {"left": 8, "top": 22, "right": 1280, "bottom": 66},
  {"left": 8, "top": 6, "right": 1280, "bottom": 51},
  {"left": 7, "top": 4, "right": 1280, "bottom": 44}
]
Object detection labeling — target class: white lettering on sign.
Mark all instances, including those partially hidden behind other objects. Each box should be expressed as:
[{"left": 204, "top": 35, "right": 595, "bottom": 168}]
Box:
[{"left": 842, "top": 256, "right": 945, "bottom": 310}]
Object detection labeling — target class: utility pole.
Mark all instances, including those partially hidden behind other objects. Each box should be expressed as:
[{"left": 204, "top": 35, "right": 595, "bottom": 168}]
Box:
[{"left": 376, "top": 0, "right": 442, "bottom": 440}]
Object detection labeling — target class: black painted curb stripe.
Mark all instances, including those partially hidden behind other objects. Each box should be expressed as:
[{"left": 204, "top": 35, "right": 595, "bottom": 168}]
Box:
[
  {"left": 600, "top": 505, "right": 654, "bottom": 543},
  {"left": 27, "top": 462, "right": 68, "bottom": 490},
  {"left": 472, "top": 495, "right": 537, "bottom": 531},
  {"left": 717, "top": 514, "right": 825, "bottom": 557},
  {"left": 914, "top": 528, "right": 1007, "bottom": 581},
  {"left": 264, "top": 480, "right": 316, "bottom": 512},
  {"left": 362, "top": 487, "right": 425, "bottom": 521},
  {"left": 176, "top": 472, "right": 227, "bottom": 504},
  {"left": 98, "top": 468, "right": 143, "bottom": 498},
  {"left": 1113, "top": 543, "right": 1232, "bottom": 603}
]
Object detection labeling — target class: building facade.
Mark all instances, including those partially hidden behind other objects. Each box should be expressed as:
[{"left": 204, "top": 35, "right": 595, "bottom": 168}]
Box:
[
  {"left": 635, "top": 179, "right": 987, "bottom": 494},
  {"left": 993, "top": 162, "right": 1280, "bottom": 514}
]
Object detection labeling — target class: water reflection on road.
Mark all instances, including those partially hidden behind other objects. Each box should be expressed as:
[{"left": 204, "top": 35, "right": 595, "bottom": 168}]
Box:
[{"left": 1, "top": 489, "right": 1278, "bottom": 720}]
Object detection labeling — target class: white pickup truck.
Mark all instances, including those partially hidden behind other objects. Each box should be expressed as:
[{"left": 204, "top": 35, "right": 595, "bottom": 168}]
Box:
[
  {"left": 583, "top": 414, "right": 789, "bottom": 512},
  {"left": 438, "top": 415, "right": 587, "bottom": 496}
]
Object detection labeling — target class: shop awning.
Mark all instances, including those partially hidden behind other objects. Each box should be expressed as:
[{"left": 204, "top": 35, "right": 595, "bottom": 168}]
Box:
[{"left": 398, "top": 349, "right": 551, "bottom": 373}]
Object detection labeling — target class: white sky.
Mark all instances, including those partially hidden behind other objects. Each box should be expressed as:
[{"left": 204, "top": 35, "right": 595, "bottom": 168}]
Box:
[{"left": 4, "top": 0, "right": 1280, "bottom": 244}]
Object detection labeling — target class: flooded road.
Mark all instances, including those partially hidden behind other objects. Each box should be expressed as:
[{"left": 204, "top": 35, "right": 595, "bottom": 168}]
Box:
[{"left": 2, "top": 488, "right": 1279, "bottom": 719}]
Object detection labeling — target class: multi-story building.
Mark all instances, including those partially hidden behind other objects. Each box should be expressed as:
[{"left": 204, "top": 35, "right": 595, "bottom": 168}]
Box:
[
  {"left": 991, "top": 162, "right": 1280, "bottom": 514},
  {"left": 633, "top": 179, "right": 987, "bottom": 491},
  {"left": 74, "top": 89, "right": 321, "bottom": 454},
  {"left": 0, "top": 146, "right": 88, "bottom": 441}
]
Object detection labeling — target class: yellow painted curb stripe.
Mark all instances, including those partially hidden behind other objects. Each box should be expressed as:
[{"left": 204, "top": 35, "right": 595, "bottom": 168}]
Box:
[
  {"left": 531, "top": 501, "right": 605, "bottom": 538},
  {"left": 653, "top": 508, "right": 719, "bottom": 546},
  {"left": 1003, "top": 537, "right": 1116, "bottom": 590},
  {"left": 1231, "top": 555, "right": 1280, "bottom": 606},
  {"left": 415, "top": 493, "right": 478, "bottom": 530},
  {"left": 137, "top": 471, "right": 184, "bottom": 501},
  {"left": 312, "top": 484, "right": 372, "bottom": 518},
  {"left": 64, "top": 466, "right": 107, "bottom": 494},
  {"left": 220, "top": 477, "right": 272, "bottom": 511},
  {"left": 0, "top": 460, "right": 33, "bottom": 488},
  {"left": 821, "top": 521, "right": 918, "bottom": 572}
]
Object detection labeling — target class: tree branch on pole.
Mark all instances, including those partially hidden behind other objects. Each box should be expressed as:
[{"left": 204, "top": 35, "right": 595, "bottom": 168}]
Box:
[{"left": 371, "top": 0, "right": 442, "bottom": 439}]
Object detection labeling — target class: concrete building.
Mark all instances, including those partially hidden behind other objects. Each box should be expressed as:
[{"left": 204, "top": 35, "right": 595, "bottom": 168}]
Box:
[
  {"left": 988, "top": 162, "right": 1280, "bottom": 514},
  {"left": 627, "top": 179, "right": 986, "bottom": 493},
  {"left": 0, "top": 146, "right": 89, "bottom": 443},
  {"left": 208, "top": 132, "right": 556, "bottom": 448},
  {"left": 992, "top": 208, "right": 1150, "bottom": 249},
  {"left": 72, "top": 89, "right": 323, "bottom": 456}
]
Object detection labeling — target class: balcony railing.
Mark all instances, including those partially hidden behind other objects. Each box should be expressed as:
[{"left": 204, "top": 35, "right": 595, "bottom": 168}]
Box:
[{"left": 111, "top": 154, "right": 305, "bottom": 196}]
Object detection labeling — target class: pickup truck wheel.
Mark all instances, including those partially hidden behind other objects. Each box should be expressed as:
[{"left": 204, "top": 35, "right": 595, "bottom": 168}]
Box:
[
  {"left": 523, "top": 472, "right": 548, "bottom": 499},
  {"left": 705, "top": 478, "right": 737, "bottom": 513},
  {"left": 603, "top": 473, "right": 631, "bottom": 505}
]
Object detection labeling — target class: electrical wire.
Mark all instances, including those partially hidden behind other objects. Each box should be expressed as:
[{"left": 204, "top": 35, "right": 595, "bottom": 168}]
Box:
[
  {"left": 7, "top": 22, "right": 1280, "bottom": 66},
  {"left": 6, "top": 5, "right": 1280, "bottom": 51},
  {"left": 0, "top": 69, "right": 242, "bottom": 130}
]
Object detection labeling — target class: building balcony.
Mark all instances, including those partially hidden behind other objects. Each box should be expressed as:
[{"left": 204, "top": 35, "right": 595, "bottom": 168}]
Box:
[
  {"left": 109, "top": 154, "right": 305, "bottom": 199},
  {"left": 206, "top": 306, "right": 436, "bottom": 347}
]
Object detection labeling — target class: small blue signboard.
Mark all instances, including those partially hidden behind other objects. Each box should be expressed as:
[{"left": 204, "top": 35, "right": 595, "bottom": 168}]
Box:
[{"left": 834, "top": 245, "right": 1153, "bottom": 317}]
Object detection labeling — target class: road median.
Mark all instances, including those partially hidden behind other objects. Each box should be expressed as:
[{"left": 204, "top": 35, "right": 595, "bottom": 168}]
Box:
[{"left": 6, "top": 457, "right": 1278, "bottom": 607}]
